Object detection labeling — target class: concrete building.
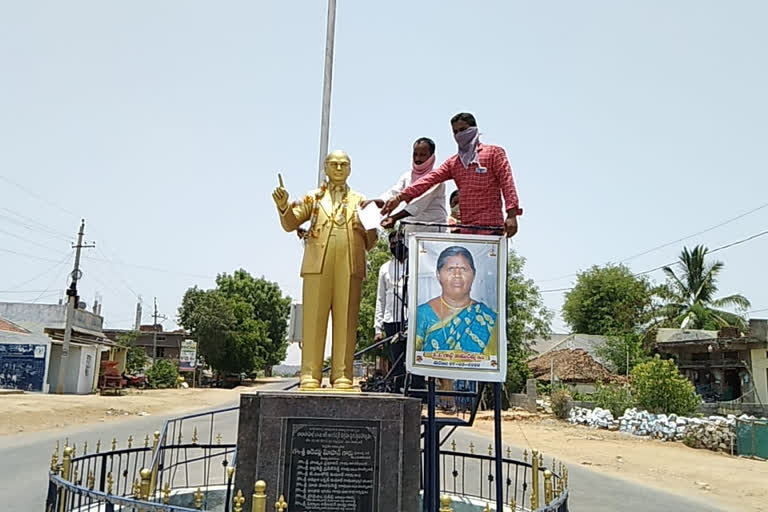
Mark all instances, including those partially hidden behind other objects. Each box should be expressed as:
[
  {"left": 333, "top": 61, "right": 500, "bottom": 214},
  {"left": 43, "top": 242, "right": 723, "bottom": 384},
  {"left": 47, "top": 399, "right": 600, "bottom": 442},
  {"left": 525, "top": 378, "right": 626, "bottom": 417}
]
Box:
[
  {"left": 104, "top": 325, "right": 187, "bottom": 363},
  {"left": 0, "top": 302, "right": 118, "bottom": 394},
  {"left": 656, "top": 319, "right": 768, "bottom": 403}
]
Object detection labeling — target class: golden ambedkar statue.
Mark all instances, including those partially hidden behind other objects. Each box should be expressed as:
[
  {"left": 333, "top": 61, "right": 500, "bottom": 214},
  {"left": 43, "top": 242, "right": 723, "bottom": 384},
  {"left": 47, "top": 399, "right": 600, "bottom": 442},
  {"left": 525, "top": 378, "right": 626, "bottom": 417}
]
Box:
[{"left": 272, "top": 150, "right": 378, "bottom": 391}]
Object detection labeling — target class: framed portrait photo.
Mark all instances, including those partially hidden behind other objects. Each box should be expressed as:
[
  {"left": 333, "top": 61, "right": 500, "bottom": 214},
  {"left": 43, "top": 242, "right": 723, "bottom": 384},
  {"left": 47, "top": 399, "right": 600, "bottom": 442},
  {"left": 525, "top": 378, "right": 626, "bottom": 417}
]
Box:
[{"left": 405, "top": 232, "right": 507, "bottom": 382}]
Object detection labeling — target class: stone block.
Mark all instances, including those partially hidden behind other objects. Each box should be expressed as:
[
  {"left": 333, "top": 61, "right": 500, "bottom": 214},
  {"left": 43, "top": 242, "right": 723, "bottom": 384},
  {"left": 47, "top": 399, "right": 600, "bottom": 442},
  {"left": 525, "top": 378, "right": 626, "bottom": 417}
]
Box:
[{"left": 235, "top": 391, "right": 422, "bottom": 512}]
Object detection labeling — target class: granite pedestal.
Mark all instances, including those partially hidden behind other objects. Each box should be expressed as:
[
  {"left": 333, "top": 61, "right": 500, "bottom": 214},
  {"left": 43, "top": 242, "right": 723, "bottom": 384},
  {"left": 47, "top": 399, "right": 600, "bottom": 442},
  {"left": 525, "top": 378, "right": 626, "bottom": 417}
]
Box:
[{"left": 235, "top": 391, "right": 421, "bottom": 512}]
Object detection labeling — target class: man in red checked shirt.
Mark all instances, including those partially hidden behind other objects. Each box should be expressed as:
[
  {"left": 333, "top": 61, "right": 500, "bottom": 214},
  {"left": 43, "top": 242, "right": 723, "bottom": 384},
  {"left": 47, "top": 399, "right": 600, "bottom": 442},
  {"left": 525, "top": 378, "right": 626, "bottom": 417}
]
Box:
[{"left": 381, "top": 112, "right": 521, "bottom": 237}]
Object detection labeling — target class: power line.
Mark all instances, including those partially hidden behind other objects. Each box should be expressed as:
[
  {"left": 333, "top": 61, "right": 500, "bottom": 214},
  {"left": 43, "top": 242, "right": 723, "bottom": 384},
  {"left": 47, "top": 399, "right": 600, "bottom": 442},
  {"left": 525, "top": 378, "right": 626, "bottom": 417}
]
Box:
[
  {"left": 0, "top": 247, "right": 71, "bottom": 264},
  {"left": 0, "top": 289, "right": 62, "bottom": 294},
  {"left": 2, "top": 177, "right": 213, "bottom": 281},
  {"left": 3, "top": 251, "right": 72, "bottom": 291},
  {"left": 27, "top": 252, "right": 74, "bottom": 304},
  {"left": 0, "top": 175, "right": 79, "bottom": 218},
  {"left": 5, "top": 292, "right": 63, "bottom": 303},
  {"left": 749, "top": 307, "right": 768, "bottom": 314},
  {"left": 0, "top": 208, "right": 74, "bottom": 241},
  {"left": 633, "top": 228, "right": 768, "bottom": 277},
  {"left": 540, "top": 227, "right": 768, "bottom": 294},
  {"left": 537, "top": 200, "right": 768, "bottom": 284},
  {"left": 85, "top": 255, "right": 215, "bottom": 280},
  {"left": 82, "top": 261, "right": 140, "bottom": 302},
  {"left": 88, "top": 246, "right": 141, "bottom": 298},
  {"left": 0, "top": 227, "right": 64, "bottom": 254},
  {"left": 619, "top": 201, "right": 768, "bottom": 263}
]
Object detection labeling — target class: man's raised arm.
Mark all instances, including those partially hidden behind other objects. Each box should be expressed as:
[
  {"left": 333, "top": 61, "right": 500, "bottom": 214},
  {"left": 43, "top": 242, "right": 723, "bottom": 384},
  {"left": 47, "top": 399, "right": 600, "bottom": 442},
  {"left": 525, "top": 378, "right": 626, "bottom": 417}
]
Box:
[{"left": 380, "top": 162, "right": 452, "bottom": 216}]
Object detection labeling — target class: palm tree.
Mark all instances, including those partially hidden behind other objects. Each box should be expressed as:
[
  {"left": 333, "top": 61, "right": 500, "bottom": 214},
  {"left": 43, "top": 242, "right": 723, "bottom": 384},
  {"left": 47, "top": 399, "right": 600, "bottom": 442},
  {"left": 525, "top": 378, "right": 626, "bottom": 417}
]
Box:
[{"left": 661, "top": 245, "right": 750, "bottom": 329}]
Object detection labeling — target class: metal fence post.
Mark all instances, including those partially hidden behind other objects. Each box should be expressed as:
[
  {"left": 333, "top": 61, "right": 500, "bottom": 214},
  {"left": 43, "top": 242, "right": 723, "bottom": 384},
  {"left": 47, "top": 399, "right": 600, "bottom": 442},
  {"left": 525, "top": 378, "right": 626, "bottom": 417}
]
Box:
[{"left": 252, "top": 480, "right": 267, "bottom": 512}]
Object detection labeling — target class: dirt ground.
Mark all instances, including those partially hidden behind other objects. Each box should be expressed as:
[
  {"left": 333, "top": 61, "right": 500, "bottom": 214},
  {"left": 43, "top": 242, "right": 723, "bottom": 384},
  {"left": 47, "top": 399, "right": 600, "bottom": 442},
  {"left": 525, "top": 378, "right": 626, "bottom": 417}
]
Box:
[
  {"left": 0, "top": 385, "right": 259, "bottom": 437},
  {"left": 473, "top": 412, "right": 768, "bottom": 512}
]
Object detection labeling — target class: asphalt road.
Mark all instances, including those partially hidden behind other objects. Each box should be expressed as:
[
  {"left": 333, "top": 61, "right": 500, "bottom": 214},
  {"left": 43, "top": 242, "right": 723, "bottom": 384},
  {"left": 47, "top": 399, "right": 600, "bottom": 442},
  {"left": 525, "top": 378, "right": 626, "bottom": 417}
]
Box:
[
  {"left": 1, "top": 383, "right": 724, "bottom": 512},
  {"left": 445, "top": 428, "right": 723, "bottom": 512}
]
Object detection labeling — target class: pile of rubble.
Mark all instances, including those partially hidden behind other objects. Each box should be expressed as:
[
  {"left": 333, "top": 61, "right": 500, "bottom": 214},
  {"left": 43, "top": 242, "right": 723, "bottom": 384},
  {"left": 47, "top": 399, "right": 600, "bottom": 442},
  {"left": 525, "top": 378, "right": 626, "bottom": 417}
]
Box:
[
  {"left": 682, "top": 416, "right": 738, "bottom": 451},
  {"left": 568, "top": 406, "right": 763, "bottom": 452},
  {"left": 619, "top": 408, "right": 688, "bottom": 441},
  {"left": 567, "top": 406, "right": 616, "bottom": 429}
]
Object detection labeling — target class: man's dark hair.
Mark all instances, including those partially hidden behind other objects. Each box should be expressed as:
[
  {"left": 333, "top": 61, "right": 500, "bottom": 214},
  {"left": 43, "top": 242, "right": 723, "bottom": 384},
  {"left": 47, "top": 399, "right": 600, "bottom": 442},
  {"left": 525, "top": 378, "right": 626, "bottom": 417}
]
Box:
[
  {"left": 436, "top": 246, "right": 476, "bottom": 273},
  {"left": 449, "top": 190, "right": 459, "bottom": 203},
  {"left": 413, "top": 137, "right": 436, "bottom": 155},
  {"left": 450, "top": 112, "right": 477, "bottom": 127}
]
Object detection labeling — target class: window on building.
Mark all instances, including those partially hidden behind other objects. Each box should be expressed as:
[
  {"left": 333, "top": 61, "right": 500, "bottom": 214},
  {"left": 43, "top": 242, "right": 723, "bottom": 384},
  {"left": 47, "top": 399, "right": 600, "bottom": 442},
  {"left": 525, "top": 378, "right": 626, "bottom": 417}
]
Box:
[
  {"left": 157, "top": 336, "right": 166, "bottom": 342},
  {"left": 157, "top": 347, "right": 166, "bottom": 358},
  {"left": 691, "top": 353, "right": 710, "bottom": 361}
]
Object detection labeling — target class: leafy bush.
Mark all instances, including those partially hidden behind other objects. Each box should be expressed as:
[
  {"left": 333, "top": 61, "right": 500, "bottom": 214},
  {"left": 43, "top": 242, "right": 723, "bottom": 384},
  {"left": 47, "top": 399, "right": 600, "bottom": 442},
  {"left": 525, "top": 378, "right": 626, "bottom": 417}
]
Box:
[
  {"left": 146, "top": 359, "right": 179, "bottom": 389},
  {"left": 631, "top": 355, "right": 700, "bottom": 416},
  {"left": 551, "top": 388, "right": 572, "bottom": 419},
  {"left": 594, "top": 382, "right": 635, "bottom": 418},
  {"left": 570, "top": 390, "right": 595, "bottom": 402},
  {"left": 126, "top": 345, "right": 148, "bottom": 375}
]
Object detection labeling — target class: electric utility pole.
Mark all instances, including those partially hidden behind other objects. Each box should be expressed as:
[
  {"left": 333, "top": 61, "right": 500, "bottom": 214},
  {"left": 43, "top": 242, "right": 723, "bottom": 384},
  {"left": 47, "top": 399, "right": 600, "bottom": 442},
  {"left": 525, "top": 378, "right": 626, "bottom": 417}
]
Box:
[
  {"left": 152, "top": 297, "right": 167, "bottom": 364},
  {"left": 56, "top": 219, "right": 95, "bottom": 394}
]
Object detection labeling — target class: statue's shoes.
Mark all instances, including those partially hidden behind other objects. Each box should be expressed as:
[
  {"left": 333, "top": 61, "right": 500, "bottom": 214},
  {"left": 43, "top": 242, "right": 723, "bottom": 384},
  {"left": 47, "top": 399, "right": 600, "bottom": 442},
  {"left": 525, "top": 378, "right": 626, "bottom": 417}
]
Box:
[
  {"left": 332, "top": 377, "right": 353, "bottom": 390},
  {"left": 299, "top": 377, "right": 320, "bottom": 390}
]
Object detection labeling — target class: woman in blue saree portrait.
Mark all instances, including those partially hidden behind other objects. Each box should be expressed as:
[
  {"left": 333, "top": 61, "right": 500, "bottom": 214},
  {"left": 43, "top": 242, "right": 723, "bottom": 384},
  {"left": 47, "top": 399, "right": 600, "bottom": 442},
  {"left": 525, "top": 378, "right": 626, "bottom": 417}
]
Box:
[{"left": 415, "top": 246, "right": 498, "bottom": 356}]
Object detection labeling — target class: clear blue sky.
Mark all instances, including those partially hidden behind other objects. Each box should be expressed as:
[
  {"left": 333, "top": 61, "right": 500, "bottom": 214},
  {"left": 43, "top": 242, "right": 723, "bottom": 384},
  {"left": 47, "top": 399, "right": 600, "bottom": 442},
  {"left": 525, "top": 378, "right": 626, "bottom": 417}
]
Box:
[{"left": 1, "top": 1, "right": 767, "bottom": 336}]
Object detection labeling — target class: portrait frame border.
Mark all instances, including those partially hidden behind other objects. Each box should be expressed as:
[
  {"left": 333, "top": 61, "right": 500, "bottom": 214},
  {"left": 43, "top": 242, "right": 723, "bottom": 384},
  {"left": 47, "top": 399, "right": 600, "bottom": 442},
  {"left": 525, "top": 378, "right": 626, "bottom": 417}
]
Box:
[{"left": 405, "top": 231, "right": 508, "bottom": 382}]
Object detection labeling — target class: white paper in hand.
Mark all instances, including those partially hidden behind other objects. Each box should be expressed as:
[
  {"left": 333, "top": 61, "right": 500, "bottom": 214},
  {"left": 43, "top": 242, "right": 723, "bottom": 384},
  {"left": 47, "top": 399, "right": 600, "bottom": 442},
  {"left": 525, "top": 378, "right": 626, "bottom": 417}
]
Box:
[{"left": 357, "top": 202, "right": 383, "bottom": 230}]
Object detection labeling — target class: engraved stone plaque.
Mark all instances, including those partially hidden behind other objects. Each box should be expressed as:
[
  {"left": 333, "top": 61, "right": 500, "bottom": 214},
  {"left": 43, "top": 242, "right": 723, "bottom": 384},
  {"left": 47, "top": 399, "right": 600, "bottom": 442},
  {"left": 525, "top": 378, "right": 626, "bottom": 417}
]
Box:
[
  {"left": 235, "top": 392, "right": 421, "bottom": 512},
  {"left": 282, "top": 418, "right": 380, "bottom": 512}
]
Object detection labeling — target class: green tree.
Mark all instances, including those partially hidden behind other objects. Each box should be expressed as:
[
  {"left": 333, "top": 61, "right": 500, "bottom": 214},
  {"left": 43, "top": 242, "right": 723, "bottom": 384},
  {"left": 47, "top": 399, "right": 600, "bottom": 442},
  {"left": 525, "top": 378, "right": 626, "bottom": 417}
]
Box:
[
  {"left": 146, "top": 359, "right": 179, "bottom": 389},
  {"left": 178, "top": 287, "right": 270, "bottom": 375},
  {"left": 116, "top": 331, "right": 148, "bottom": 375},
  {"left": 594, "top": 382, "right": 635, "bottom": 418},
  {"left": 661, "top": 245, "right": 750, "bottom": 329},
  {"left": 505, "top": 250, "right": 552, "bottom": 394},
  {"left": 563, "top": 264, "right": 657, "bottom": 335},
  {"left": 215, "top": 270, "right": 291, "bottom": 375},
  {"left": 126, "top": 346, "right": 149, "bottom": 375},
  {"left": 631, "top": 355, "right": 700, "bottom": 415},
  {"left": 357, "top": 235, "right": 392, "bottom": 353},
  {"left": 595, "top": 332, "right": 647, "bottom": 376}
]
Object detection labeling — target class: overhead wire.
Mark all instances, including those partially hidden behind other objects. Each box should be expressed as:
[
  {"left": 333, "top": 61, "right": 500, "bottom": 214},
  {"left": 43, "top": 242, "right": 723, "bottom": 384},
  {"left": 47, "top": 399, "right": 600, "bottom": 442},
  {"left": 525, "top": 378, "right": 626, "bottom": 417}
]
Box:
[
  {"left": 540, "top": 227, "right": 768, "bottom": 293},
  {"left": 0, "top": 175, "right": 79, "bottom": 218},
  {"left": 0, "top": 247, "right": 73, "bottom": 264},
  {"left": 81, "top": 257, "right": 140, "bottom": 302},
  {"left": 537, "top": 200, "right": 768, "bottom": 284},
  {"left": 2, "top": 251, "right": 72, "bottom": 291},
  {"left": 618, "top": 201, "right": 768, "bottom": 263},
  {"left": 28, "top": 255, "right": 72, "bottom": 304},
  {"left": 0, "top": 208, "right": 74, "bottom": 242},
  {"left": 0, "top": 226, "right": 65, "bottom": 254},
  {"left": 91, "top": 245, "right": 141, "bottom": 299}
]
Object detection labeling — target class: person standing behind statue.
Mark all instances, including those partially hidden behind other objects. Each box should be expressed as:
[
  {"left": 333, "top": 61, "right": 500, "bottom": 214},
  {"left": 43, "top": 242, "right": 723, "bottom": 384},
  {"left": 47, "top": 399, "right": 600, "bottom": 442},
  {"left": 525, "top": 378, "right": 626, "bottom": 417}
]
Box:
[
  {"left": 374, "top": 232, "right": 408, "bottom": 373},
  {"left": 381, "top": 113, "right": 522, "bottom": 237},
  {"left": 365, "top": 137, "right": 447, "bottom": 233}
]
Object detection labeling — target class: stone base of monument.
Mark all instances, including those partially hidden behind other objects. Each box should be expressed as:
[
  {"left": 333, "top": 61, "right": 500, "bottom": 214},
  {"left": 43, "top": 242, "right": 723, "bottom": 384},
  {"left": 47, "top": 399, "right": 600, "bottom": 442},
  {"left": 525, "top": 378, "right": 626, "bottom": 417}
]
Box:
[{"left": 235, "top": 391, "right": 421, "bottom": 512}]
